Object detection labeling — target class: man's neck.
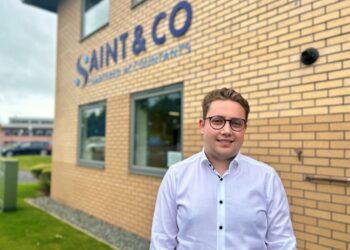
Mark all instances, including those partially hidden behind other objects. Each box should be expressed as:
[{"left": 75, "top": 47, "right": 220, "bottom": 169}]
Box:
[{"left": 205, "top": 153, "right": 235, "bottom": 176}]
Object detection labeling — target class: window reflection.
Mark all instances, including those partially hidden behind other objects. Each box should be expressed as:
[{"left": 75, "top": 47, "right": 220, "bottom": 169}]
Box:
[{"left": 133, "top": 91, "right": 182, "bottom": 168}]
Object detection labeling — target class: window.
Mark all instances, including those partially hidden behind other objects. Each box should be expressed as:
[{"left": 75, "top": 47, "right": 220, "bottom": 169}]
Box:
[
  {"left": 131, "top": 84, "right": 182, "bottom": 176},
  {"left": 82, "top": 0, "right": 109, "bottom": 38},
  {"left": 78, "top": 101, "right": 106, "bottom": 168},
  {"left": 132, "top": 0, "right": 144, "bottom": 8}
]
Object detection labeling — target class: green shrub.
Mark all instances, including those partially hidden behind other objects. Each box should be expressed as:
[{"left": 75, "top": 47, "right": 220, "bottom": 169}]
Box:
[{"left": 30, "top": 164, "right": 51, "bottom": 196}]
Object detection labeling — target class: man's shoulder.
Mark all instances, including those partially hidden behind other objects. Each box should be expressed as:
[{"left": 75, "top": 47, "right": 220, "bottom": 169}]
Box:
[
  {"left": 168, "top": 151, "right": 202, "bottom": 174},
  {"left": 238, "top": 153, "right": 276, "bottom": 174}
]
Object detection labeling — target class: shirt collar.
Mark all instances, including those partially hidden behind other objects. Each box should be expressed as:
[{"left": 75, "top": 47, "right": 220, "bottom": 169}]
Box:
[{"left": 200, "top": 149, "right": 240, "bottom": 174}]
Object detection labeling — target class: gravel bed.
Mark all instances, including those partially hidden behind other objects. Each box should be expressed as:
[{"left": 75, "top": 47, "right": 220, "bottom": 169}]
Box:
[{"left": 27, "top": 197, "right": 150, "bottom": 250}]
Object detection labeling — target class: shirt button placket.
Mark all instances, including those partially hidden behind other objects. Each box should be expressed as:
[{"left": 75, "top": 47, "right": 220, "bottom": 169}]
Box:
[{"left": 217, "top": 176, "right": 225, "bottom": 250}]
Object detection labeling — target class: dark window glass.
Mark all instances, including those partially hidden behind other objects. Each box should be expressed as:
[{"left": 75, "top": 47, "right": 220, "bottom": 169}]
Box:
[
  {"left": 132, "top": 86, "right": 182, "bottom": 169},
  {"left": 79, "top": 102, "right": 106, "bottom": 165}
]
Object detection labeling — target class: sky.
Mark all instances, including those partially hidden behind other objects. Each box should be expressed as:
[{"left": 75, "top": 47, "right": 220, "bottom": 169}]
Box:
[{"left": 0, "top": 0, "right": 57, "bottom": 124}]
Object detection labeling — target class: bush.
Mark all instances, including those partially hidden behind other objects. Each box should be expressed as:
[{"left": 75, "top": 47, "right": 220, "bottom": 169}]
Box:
[{"left": 30, "top": 164, "right": 51, "bottom": 196}]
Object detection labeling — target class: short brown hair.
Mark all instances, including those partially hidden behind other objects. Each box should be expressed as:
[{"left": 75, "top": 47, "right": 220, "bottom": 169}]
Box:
[{"left": 202, "top": 88, "right": 250, "bottom": 121}]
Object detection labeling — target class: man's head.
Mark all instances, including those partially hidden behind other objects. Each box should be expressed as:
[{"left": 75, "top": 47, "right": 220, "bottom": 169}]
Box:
[
  {"left": 202, "top": 88, "right": 250, "bottom": 121},
  {"left": 199, "top": 88, "right": 250, "bottom": 165}
]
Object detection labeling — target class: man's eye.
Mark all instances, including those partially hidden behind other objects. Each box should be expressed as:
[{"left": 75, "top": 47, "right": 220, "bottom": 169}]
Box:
[
  {"left": 212, "top": 117, "right": 223, "bottom": 124},
  {"left": 231, "top": 119, "right": 243, "bottom": 127}
]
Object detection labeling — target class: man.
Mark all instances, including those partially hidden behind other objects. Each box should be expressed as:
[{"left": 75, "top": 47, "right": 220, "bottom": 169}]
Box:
[{"left": 150, "top": 88, "right": 296, "bottom": 250}]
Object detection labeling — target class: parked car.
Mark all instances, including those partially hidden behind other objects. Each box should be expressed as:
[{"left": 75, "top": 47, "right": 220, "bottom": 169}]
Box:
[{"left": 1, "top": 141, "right": 52, "bottom": 157}]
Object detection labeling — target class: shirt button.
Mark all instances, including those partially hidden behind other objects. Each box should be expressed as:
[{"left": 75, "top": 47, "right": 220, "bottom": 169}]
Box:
[
  {"left": 220, "top": 178, "right": 223, "bottom": 181},
  {"left": 219, "top": 200, "right": 223, "bottom": 204},
  {"left": 219, "top": 226, "right": 223, "bottom": 230}
]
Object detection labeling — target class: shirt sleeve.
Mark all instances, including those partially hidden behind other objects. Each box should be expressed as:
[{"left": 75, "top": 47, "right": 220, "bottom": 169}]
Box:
[
  {"left": 150, "top": 168, "right": 178, "bottom": 250},
  {"left": 265, "top": 171, "right": 297, "bottom": 250}
]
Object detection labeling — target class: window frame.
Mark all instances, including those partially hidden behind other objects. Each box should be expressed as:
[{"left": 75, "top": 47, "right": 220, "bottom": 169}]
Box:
[
  {"left": 81, "top": 0, "right": 110, "bottom": 40},
  {"left": 77, "top": 100, "right": 107, "bottom": 169},
  {"left": 130, "top": 83, "right": 183, "bottom": 177},
  {"left": 131, "top": 0, "right": 145, "bottom": 9}
]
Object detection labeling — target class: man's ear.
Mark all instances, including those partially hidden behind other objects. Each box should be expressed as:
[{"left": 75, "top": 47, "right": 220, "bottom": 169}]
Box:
[{"left": 199, "top": 118, "right": 205, "bottom": 134}]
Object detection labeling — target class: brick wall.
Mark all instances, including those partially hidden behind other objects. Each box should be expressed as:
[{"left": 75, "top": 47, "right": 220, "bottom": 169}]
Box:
[{"left": 52, "top": 0, "right": 350, "bottom": 248}]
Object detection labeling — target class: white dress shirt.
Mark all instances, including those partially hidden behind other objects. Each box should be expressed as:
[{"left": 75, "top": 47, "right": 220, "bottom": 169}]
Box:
[{"left": 150, "top": 151, "right": 296, "bottom": 250}]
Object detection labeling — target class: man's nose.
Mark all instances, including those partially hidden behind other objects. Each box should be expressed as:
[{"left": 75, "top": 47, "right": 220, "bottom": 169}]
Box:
[{"left": 221, "top": 120, "right": 232, "bottom": 134}]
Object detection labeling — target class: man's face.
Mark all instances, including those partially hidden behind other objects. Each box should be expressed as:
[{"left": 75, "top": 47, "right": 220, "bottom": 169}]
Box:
[{"left": 199, "top": 100, "right": 246, "bottom": 164}]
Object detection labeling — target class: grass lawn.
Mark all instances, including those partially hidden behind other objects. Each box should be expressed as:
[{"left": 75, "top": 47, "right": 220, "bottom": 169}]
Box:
[
  {"left": 7, "top": 155, "right": 52, "bottom": 171},
  {"left": 0, "top": 183, "right": 113, "bottom": 250}
]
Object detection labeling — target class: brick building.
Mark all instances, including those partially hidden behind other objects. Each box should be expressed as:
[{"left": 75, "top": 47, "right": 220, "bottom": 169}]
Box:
[
  {"left": 0, "top": 117, "right": 53, "bottom": 148},
  {"left": 24, "top": 0, "right": 350, "bottom": 249}
]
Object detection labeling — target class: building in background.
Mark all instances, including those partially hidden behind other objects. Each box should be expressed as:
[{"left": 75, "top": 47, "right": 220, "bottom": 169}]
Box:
[
  {"left": 24, "top": 0, "right": 350, "bottom": 249},
  {"left": 0, "top": 117, "right": 53, "bottom": 148}
]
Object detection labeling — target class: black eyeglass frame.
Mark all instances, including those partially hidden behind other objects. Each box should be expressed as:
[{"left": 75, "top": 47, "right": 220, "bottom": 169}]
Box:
[{"left": 205, "top": 116, "right": 247, "bottom": 132}]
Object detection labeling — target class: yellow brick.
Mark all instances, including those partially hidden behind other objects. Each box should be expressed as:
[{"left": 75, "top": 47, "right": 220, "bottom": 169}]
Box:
[
  {"left": 314, "top": 10, "right": 340, "bottom": 24},
  {"left": 291, "top": 83, "right": 314, "bottom": 93},
  {"left": 304, "top": 123, "right": 330, "bottom": 131},
  {"left": 316, "top": 114, "right": 343, "bottom": 123},
  {"left": 330, "top": 68, "right": 350, "bottom": 79},
  {"left": 319, "top": 219, "right": 347, "bottom": 232},
  {"left": 291, "top": 132, "right": 315, "bottom": 140},
  {"left": 289, "top": 3, "right": 312, "bottom": 18},
  {"left": 303, "top": 107, "right": 328, "bottom": 115},
  {"left": 331, "top": 159, "right": 350, "bottom": 168},
  {"left": 343, "top": 23, "right": 350, "bottom": 33},
  {"left": 329, "top": 87, "right": 350, "bottom": 97},
  {"left": 315, "top": 27, "right": 341, "bottom": 40},
  {"left": 330, "top": 141, "right": 350, "bottom": 149},
  {"left": 333, "top": 195, "right": 350, "bottom": 205},
  {"left": 301, "top": 23, "right": 326, "bottom": 36},
  {"left": 305, "top": 191, "right": 331, "bottom": 202},
  {"left": 292, "top": 100, "right": 314, "bottom": 108},
  {"left": 280, "top": 124, "right": 302, "bottom": 132},
  {"left": 313, "top": 0, "right": 339, "bottom": 9},
  {"left": 305, "top": 242, "right": 332, "bottom": 250},
  {"left": 280, "top": 109, "right": 302, "bottom": 117},
  {"left": 292, "top": 181, "right": 316, "bottom": 191},
  {"left": 327, "top": 34, "right": 350, "bottom": 46},
  {"left": 290, "top": 19, "right": 313, "bottom": 32},
  {"left": 328, "top": 16, "right": 350, "bottom": 29},
  {"left": 330, "top": 104, "right": 350, "bottom": 113},
  {"left": 302, "top": 74, "right": 328, "bottom": 84},
  {"left": 317, "top": 167, "right": 345, "bottom": 176},
  {"left": 291, "top": 165, "right": 316, "bottom": 174},
  {"left": 280, "top": 141, "right": 302, "bottom": 148},
  {"left": 268, "top": 102, "right": 290, "bottom": 111},
  {"left": 316, "top": 80, "right": 343, "bottom": 90},
  {"left": 291, "top": 116, "right": 315, "bottom": 124},
  {"left": 305, "top": 225, "right": 331, "bottom": 237},
  {"left": 293, "top": 214, "right": 317, "bottom": 226},
  {"left": 328, "top": 51, "right": 350, "bottom": 62},
  {"left": 316, "top": 97, "right": 343, "bottom": 106},
  {"left": 304, "top": 158, "right": 330, "bottom": 167},
  {"left": 333, "top": 231, "right": 350, "bottom": 243},
  {"left": 315, "top": 62, "right": 342, "bottom": 73},
  {"left": 292, "top": 197, "right": 316, "bottom": 208},
  {"left": 290, "top": 35, "right": 313, "bottom": 47},
  {"left": 279, "top": 93, "right": 301, "bottom": 102},
  {"left": 327, "top": 1, "right": 350, "bottom": 13},
  {"left": 319, "top": 237, "right": 347, "bottom": 250},
  {"left": 295, "top": 231, "right": 318, "bottom": 244},
  {"left": 317, "top": 132, "right": 344, "bottom": 140},
  {"left": 301, "top": 7, "right": 326, "bottom": 21}
]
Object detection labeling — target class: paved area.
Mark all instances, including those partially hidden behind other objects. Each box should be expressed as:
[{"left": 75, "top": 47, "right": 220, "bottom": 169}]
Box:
[{"left": 18, "top": 171, "right": 38, "bottom": 183}]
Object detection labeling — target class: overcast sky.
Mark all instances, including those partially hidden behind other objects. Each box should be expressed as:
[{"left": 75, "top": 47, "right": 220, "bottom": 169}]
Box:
[{"left": 0, "top": 0, "right": 57, "bottom": 124}]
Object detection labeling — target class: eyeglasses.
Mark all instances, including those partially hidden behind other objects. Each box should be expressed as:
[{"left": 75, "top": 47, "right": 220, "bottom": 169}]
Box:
[{"left": 205, "top": 116, "right": 246, "bottom": 132}]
